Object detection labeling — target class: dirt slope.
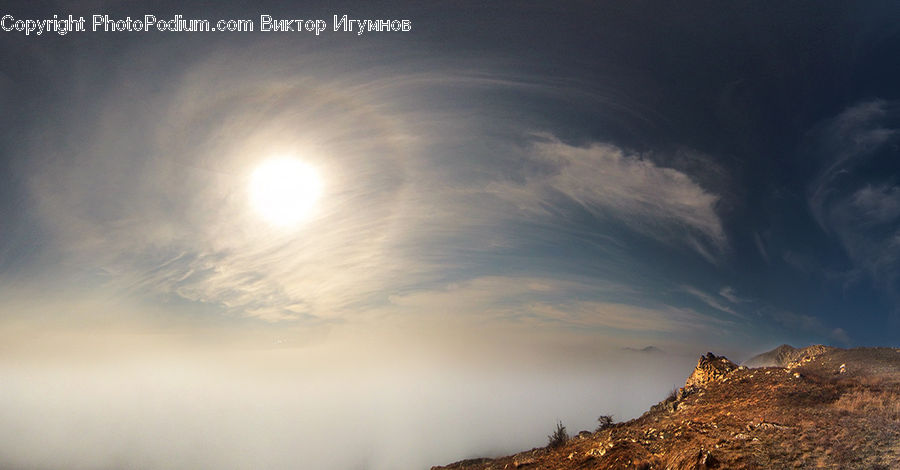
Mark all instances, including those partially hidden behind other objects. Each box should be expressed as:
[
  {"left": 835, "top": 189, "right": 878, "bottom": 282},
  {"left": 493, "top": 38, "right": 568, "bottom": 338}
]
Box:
[{"left": 433, "top": 346, "right": 900, "bottom": 470}]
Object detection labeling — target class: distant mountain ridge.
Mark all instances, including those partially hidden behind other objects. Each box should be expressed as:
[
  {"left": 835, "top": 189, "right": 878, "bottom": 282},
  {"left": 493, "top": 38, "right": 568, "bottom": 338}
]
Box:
[{"left": 622, "top": 346, "right": 664, "bottom": 354}]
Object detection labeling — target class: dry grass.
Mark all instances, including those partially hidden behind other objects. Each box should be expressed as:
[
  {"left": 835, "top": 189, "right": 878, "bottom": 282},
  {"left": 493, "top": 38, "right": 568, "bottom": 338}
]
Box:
[
  {"left": 832, "top": 387, "right": 900, "bottom": 420},
  {"left": 856, "top": 375, "right": 886, "bottom": 387}
]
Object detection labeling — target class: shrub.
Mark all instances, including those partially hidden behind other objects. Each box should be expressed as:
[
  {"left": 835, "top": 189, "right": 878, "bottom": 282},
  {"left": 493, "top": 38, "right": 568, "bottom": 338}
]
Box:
[
  {"left": 547, "top": 421, "right": 568, "bottom": 448},
  {"left": 596, "top": 415, "right": 614, "bottom": 432},
  {"left": 667, "top": 386, "right": 678, "bottom": 401}
]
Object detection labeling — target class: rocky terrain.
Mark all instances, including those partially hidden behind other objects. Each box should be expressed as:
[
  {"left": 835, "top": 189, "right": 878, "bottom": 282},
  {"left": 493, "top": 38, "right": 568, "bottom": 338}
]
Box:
[
  {"left": 741, "top": 344, "right": 832, "bottom": 369},
  {"left": 433, "top": 346, "right": 900, "bottom": 469}
]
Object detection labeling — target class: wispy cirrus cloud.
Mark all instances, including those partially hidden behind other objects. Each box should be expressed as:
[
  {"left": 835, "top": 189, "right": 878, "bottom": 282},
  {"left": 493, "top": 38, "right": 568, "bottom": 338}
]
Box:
[
  {"left": 679, "top": 285, "right": 744, "bottom": 318},
  {"left": 753, "top": 231, "right": 771, "bottom": 264},
  {"left": 805, "top": 100, "right": 900, "bottom": 300},
  {"left": 25, "top": 48, "right": 434, "bottom": 322},
  {"left": 718, "top": 286, "right": 745, "bottom": 304},
  {"left": 21, "top": 42, "right": 733, "bottom": 324},
  {"left": 808, "top": 100, "right": 898, "bottom": 232},
  {"left": 488, "top": 137, "right": 727, "bottom": 262},
  {"left": 381, "top": 276, "right": 735, "bottom": 340}
]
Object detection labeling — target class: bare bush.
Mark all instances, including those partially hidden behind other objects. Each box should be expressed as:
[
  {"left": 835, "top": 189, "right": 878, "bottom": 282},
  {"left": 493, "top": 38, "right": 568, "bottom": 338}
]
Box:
[
  {"left": 547, "top": 421, "right": 568, "bottom": 448},
  {"left": 667, "top": 386, "right": 678, "bottom": 401},
  {"left": 596, "top": 415, "right": 614, "bottom": 432}
]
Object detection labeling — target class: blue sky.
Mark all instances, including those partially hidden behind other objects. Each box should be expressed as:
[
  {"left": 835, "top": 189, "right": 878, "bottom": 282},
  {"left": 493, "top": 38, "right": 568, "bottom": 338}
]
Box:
[{"left": 1, "top": 1, "right": 900, "bottom": 468}]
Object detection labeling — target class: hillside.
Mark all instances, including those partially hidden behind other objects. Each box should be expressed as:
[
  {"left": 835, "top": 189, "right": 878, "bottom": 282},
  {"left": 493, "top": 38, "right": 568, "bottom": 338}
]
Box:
[
  {"left": 741, "top": 344, "right": 833, "bottom": 368},
  {"left": 433, "top": 346, "right": 900, "bottom": 469}
]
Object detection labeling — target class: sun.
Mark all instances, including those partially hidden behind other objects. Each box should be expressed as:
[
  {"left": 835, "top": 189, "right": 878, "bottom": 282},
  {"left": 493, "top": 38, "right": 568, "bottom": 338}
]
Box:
[{"left": 249, "top": 157, "right": 323, "bottom": 227}]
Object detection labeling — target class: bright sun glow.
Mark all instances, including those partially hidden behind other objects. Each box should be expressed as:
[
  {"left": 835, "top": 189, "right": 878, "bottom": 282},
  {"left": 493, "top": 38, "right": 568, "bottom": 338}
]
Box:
[{"left": 249, "top": 157, "right": 323, "bottom": 227}]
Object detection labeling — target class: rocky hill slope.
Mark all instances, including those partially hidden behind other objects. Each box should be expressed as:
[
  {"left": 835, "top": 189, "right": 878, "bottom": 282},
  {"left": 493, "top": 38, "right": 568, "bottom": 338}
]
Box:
[
  {"left": 433, "top": 346, "right": 900, "bottom": 469},
  {"left": 741, "top": 344, "right": 831, "bottom": 368}
]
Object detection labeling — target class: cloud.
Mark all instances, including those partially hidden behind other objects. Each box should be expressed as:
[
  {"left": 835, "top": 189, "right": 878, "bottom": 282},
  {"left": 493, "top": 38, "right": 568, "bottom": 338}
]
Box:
[
  {"left": 829, "top": 187, "right": 900, "bottom": 291},
  {"left": 830, "top": 327, "right": 851, "bottom": 346},
  {"left": 0, "top": 315, "right": 699, "bottom": 470},
  {"left": 381, "top": 276, "right": 736, "bottom": 342},
  {"left": 847, "top": 184, "right": 900, "bottom": 226},
  {"left": 805, "top": 100, "right": 900, "bottom": 297},
  {"left": 753, "top": 231, "right": 771, "bottom": 264},
  {"left": 679, "top": 285, "right": 744, "bottom": 318},
  {"left": 16, "top": 39, "right": 736, "bottom": 332},
  {"left": 525, "top": 301, "right": 727, "bottom": 333},
  {"left": 718, "top": 286, "right": 744, "bottom": 304},
  {"left": 23, "top": 48, "right": 481, "bottom": 322},
  {"left": 18, "top": 41, "right": 735, "bottom": 324},
  {"left": 807, "top": 99, "right": 899, "bottom": 231},
  {"left": 488, "top": 137, "right": 727, "bottom": 262}
]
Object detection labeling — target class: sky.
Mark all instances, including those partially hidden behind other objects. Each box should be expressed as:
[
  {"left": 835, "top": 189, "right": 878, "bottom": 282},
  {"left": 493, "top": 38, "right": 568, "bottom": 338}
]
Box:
[{"left": 2, "top": 1, "right": 900, "bottom": 469}]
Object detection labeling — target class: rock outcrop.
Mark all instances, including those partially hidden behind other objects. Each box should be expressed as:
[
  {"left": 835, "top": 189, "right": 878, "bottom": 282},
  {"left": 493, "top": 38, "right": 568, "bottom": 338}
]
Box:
[
  {"left": 647, "top": 352, "right": 739, "bottom": 416},
  {"left": 684, "top": 352, "right": 738, "bottom": 389},
  {"left": 785, "top": 345, "right": 831, "bottom": 369}
]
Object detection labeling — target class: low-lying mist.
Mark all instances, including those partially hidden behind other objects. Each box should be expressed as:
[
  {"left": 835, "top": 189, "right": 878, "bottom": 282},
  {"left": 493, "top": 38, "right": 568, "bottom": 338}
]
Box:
[{"left": 0, "top": 322, "right": 697, "bottom": 470}]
